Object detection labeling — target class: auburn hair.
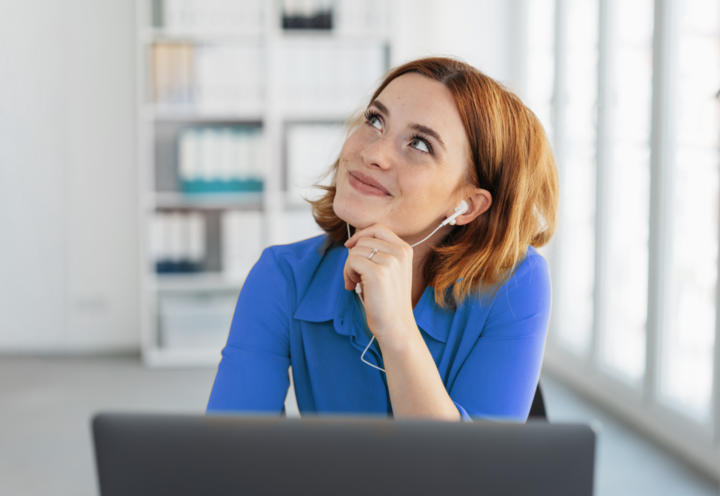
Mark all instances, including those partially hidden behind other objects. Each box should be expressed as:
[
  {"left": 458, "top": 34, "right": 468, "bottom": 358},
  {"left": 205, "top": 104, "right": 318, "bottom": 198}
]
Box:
[{"left": 309, "top": 57, "right": 559, "bottom": 307}]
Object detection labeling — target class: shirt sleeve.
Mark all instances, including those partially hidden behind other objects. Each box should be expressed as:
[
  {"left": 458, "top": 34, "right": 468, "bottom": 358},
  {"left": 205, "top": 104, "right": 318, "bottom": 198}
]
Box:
[
  {"left": 449, "top": 254, "right": 551, "bottom": 422},
  {"left": 206, "top": 248, "right": 292, "bottom": 414},
  {"left": 453, "top": 401, "right": 473, "bottom": 422}
]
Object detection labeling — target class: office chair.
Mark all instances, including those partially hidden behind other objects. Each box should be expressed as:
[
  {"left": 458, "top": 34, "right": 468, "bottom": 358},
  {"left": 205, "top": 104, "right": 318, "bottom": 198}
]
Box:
[{"left": 528, "top": 383, "right": 547, "bottom": 420}]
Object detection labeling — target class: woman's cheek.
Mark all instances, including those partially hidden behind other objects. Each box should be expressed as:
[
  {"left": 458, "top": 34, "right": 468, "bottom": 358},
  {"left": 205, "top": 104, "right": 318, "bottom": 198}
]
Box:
[{"left": 342, "top": 129, "right": 368, "bottom": 157}]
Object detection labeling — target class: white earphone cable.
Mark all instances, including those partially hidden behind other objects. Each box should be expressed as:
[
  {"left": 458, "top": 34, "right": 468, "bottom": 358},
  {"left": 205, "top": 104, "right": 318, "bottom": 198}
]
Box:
[
  {"left": 409, "top": 222, "right": 446, "bottom": 248},
  {"left": 360, "top": 337, "right": 384, "bottom": 372},
  {"left": 348, "top": 219, "right": 448, "bottom": 374}
]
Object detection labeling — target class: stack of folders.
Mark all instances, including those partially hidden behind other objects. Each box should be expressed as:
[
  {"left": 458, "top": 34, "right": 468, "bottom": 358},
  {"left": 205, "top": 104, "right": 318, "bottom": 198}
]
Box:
[
  {"left": 150, "top": 211, "right": 206, "bottom": 273},
  {"left": 222, "top": 210, "right": 263, "bottom": 281},
  {"left": 162, "top": 0, "right": 264, "bottom": 35},
  {"left": 286, "top": 123, "right": 346, "bottom": 205},
  {"left": 152, "top": 43, "right": 264, "bottom": 112},
  {"left": 279, "top": 41, "right": 386, "bottom": 112},
  {"left": 178, "top": 126, "right": 264, "bottom": 194},
  {"left": 162, "top": 0, "right": 385, "bottom": 36},
  {"left": 282, "top": 0, "right": 334, "bottom": 30},
  {"left": 281, "top": 0, "right": 387, "bottom": 33},
  {"left": 152, "top": 43, "right": 194, "bottom": 108}
]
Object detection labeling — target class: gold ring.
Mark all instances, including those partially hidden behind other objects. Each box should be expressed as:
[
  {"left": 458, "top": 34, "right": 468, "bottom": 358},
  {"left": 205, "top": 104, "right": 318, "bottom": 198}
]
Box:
[{"left": 368, "top": 248, "right": 379, "bottom": 260}]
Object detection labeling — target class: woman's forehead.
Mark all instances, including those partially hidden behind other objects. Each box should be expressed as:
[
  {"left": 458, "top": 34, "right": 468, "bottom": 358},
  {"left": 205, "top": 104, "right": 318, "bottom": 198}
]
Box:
[{"left": 377, "top": 74, "right": 456, "bottom": 116}]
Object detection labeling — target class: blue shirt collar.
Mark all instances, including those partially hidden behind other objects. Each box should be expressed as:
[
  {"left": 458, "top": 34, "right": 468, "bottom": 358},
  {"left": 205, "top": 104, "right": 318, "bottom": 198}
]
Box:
[{"left": 293, "top": 242, "right": 452, "bottom": 344}]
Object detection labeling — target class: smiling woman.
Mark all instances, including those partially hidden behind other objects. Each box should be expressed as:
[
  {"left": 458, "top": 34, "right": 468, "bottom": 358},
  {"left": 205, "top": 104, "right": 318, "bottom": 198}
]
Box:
[{"left": 207, "top": 57, "right": 559, "bottom": 422}]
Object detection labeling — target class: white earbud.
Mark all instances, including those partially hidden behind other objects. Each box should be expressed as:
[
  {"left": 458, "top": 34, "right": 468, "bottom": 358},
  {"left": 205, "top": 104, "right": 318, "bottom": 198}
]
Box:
[
  {"left": 408, "top": 199, "right": 469, "bottom": 249},
  {"left": 441, "top": 200, "right": 469, "bottom": 227}
]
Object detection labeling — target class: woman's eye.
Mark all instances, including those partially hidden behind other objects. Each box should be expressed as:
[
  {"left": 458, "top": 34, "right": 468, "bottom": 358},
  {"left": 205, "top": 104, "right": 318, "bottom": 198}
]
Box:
[
  {"left": 368, "top": 115, "right": 382, "bottom": 130},
  {"left": 410, "top": 138, "right": 430, "bottom": 153}
]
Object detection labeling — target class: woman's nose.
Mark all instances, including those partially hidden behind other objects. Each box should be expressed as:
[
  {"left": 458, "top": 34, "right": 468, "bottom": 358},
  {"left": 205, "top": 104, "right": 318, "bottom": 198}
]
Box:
[{"left": 360, "top": 133, "right": 395, "bottom": 170}]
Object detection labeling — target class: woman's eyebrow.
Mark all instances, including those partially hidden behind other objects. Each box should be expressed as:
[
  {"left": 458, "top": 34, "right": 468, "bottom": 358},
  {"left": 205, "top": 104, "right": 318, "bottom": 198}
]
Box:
[{"left": 369, "top": 99, "right": 390, "bottom": 115}]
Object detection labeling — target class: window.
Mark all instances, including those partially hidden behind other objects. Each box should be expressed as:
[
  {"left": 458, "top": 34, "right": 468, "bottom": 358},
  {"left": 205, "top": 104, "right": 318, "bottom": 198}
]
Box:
[
  {"left": 532, "top": 0, "right": 720, "bottom": 477},
  {"left": 659, "top": 0, "right": 719, "bottom": 421},
  {"left": 555, "top": 0, "right": 600, "bottom": 355},
  {"left": 525, "top": 0, "right": 556, "bottom": 138},
  {"left": 598, "top": 0, "right": 654, "bottom": 382}
]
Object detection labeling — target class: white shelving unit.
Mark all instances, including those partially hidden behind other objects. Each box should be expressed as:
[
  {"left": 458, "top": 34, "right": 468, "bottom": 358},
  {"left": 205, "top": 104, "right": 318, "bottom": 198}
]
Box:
[{"left": 136, "top": 0, "right": 391, "bottom": 367}]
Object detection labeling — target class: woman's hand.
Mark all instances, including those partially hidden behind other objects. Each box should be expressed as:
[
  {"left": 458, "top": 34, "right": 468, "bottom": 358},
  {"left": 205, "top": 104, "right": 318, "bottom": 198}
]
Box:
[
  {"left": 344, "top": 224, "right": 417, "bottom": 346},
  {"left": 345, "top": 225, "right": 460, "bottom": 421}
]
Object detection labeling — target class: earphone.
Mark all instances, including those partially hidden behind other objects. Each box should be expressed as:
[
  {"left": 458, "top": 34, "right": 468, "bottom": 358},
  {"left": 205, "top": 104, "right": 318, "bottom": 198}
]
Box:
[
  {"left": 348, "top": 199, "right": 469, "bottom": 372},
  {"left": 444, "top": 200, "right": 469, "bottom": 226}
]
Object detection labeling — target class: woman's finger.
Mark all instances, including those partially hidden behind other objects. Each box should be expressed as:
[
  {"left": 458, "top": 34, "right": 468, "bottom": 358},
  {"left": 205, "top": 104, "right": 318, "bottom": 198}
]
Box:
[
  {"left": 343, "top": 249, "right": 390, "bottom": 290},
  {"left": 353, "top": 236, "right": 404, "bottom": 258},
  {"left": 345, "top": 223, "right": 405, "bottom": 249},
  {"left": 343, "top": 253, "right": 368, "bottom": 290},
  {"left": 343, "top": 267, "right": 362, "bottom": 290},
  {"left": 349, "top": 245, "right": 393, "bottom": 266}
]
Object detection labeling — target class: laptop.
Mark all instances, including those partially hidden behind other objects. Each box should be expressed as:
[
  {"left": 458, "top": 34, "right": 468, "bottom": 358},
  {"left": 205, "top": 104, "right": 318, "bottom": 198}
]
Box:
[{"left": 93, "top": 413, "right": 595, "bottom": 496}]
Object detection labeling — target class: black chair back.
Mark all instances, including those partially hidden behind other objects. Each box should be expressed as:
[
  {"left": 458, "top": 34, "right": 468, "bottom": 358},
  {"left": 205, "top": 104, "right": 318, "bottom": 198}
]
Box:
[{"left": 528, "top": 383, "right": 547, "bottom": 420}]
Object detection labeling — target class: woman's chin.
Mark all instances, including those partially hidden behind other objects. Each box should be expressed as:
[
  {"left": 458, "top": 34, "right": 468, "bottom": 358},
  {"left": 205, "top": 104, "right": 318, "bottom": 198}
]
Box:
[
  {"left": 333, "top": 197, "right": 377, "bottom": 230},
  {"left": 334, "top": 212, "right": 371, "bottom": 230}
]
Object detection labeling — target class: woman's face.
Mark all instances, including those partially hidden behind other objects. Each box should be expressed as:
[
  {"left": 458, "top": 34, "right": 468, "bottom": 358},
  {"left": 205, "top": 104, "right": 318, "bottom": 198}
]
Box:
[{"left": 334, "top": 72, "right": 473, "bottom": 242}]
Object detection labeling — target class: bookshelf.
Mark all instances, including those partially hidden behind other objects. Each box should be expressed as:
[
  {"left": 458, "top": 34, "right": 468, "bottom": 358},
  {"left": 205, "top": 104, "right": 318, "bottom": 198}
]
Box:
[{"left": 136, "top": 0, "right": 391, "bottom": 367}]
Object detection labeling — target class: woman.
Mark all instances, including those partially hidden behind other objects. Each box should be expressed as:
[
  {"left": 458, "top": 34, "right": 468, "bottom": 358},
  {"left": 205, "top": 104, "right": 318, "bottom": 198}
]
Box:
[{"left": 207, "top": 57, "right": 558, "bottom": 421}]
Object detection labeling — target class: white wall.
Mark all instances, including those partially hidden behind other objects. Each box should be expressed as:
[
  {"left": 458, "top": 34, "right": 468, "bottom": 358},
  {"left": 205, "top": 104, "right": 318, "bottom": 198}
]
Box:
[{"left": 0, "top": 0, "right": 138, "bottom": 352}]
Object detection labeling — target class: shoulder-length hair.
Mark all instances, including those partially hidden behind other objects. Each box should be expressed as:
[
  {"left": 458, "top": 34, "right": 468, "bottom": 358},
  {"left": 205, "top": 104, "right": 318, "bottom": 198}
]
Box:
[{"left": 310, "top": 57, "right": 559, "bottom": 307}]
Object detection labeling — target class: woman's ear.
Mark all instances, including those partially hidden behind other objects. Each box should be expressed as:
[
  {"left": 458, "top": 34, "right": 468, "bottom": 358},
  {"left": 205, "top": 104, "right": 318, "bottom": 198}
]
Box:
[{"left": 453, "top": 189, "right": 492, "bottom": 226}]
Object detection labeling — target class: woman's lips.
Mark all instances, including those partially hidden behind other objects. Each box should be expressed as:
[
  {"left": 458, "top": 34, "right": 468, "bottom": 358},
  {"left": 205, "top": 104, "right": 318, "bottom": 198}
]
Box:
[{"left": 349, "top": 171, "right": 391, "bottom": 197}]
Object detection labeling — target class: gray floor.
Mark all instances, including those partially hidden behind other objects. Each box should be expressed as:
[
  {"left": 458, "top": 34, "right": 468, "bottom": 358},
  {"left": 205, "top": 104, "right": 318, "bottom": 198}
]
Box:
[
  {"left": 541, "top": 376, "right": 719, "bottom": 496},
  {"left": 0, "top": 355, "right": 717, "bottom": 496}
]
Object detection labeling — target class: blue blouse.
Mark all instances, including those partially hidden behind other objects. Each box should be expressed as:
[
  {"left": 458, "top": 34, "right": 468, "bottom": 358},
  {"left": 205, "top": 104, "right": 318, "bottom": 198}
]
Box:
[{"left": 207, "top": 235, "right": 551, "bottom": 422}]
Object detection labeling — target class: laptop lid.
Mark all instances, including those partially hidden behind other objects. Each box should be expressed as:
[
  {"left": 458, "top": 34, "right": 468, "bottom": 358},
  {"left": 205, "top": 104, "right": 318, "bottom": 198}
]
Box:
[{"left": 93, "top": 413, "right": 595, "bottom": 496}]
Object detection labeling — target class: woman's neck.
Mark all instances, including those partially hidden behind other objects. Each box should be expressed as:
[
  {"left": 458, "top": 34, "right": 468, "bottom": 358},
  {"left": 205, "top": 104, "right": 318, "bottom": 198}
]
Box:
[
  {"left": 409, "top": 239, "right": 432, "bottom": 308},
  {"left": 408, "top": 222, "right": 453, "bottom": 308},
  {"left": 411, "top": 276, "right": 426, "bottom": 309}
]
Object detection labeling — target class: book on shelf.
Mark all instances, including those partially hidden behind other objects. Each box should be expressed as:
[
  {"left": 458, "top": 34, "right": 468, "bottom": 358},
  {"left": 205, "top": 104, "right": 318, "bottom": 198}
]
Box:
[
  {"left": 178, "top": 126, "right": 264, "bottom": 194},
  {"left": 152, "top": 42, "right": 194, "bottom": 108},
  {"left": 282, "top": 0, "right": 389, "bottom": 34},
  {"left": 159, "top": 0, "right": 386, "bottom": 36},
  {"left": 161, "top": 0, "right": 264, "bottom": 36},
  {"left": 282, "top": 0, "right": 333, "bottom": 30},
  {"left": 150, "top": 211, "right": 206, "bottom": 273},
  {"left": 286, "top": 123, "right": 345, "bottom": 205},
  {"left": 152, "top": 42, "right": 264, "bottom": 113}
]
